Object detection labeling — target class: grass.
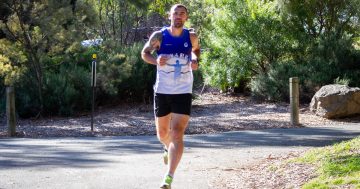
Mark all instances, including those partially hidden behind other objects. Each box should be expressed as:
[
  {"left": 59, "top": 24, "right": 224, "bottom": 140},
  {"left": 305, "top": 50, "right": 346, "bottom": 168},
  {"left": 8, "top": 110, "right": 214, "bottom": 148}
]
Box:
[{"left": 294, "top": 136, "right": 360, "bottom": 189}]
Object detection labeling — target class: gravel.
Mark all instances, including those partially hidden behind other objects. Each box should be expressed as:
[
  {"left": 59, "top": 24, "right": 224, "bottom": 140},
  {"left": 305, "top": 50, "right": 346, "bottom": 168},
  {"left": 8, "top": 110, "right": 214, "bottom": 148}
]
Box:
[{"left": 1, "top": 92, "right": 359, "bottom": 138}]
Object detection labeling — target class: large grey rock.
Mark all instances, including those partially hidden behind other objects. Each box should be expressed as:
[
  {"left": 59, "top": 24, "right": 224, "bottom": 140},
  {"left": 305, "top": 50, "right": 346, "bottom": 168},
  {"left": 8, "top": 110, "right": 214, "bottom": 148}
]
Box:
[{"left": 310, "top": 84, "right": 360, "bottom": 118}]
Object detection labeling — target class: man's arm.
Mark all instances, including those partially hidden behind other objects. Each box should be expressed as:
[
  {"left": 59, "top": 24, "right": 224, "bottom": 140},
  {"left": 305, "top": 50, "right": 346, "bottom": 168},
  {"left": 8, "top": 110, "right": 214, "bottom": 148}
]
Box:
[
  {"left": 141, "top": 31, "right": 162, "bottom": 65},
  {"left": 190, "top": 32, "right": 200, "bottom": 70}
]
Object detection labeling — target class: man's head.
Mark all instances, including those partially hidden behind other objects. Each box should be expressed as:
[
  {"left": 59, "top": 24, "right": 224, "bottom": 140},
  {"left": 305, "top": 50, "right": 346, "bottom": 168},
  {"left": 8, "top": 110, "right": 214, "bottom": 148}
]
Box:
[{"left": 169, "top": 4, "right": 188, "bottom": 28}]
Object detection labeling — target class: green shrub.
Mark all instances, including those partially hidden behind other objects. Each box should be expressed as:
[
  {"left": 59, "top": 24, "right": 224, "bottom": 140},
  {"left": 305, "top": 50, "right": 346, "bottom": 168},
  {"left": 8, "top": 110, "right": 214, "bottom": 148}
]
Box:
[
  {"left": 250, "top": 60, "right": 309, "bottom": 102},
  {"left": 42, "top": 65, "right": 91, "bottom": 116},
  {"left": 0, "top": 82, "right": 7, "bottom": 117},
  {"left": 15, "top": 76, "right": 41, "bottom": 118},
  {"left": 64, "top": 64, "right": 92, "bottom": 112},
  {"left": 250, "top": 32, "right": 360, "bottom": 103},
  {"left": 15, "top": 64, "right": 91, "bottom": 117},
  {"left": 97, "top": 53, "right": 132, "bottom": 96},
  {"left": 334, "top": 77, "right": 350, "bottom": 86},
  {"left": 43, "top": 69, "right": 78, "bottom": 116},
  {"left": 78, "top": 42, "right": 157, "bottom": 105},
  {"left": 200, "top": 0, "right": 292, "bottom": 93},
  {"left": 117, "top": 43, "right": 156, "bottom": 103},
  {"left": 193, "top": 67, "right": 204, "bottom": 91},
  {"left": 250, "top": 57, "right": 360, "bottom": 103}
]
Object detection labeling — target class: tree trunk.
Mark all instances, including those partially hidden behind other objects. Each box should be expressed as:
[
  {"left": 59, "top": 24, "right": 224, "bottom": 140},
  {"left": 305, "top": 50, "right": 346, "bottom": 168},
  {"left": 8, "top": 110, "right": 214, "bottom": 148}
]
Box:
[
  {"left": 16, "top": 1, "right": 44, "bottom": 117},
  {"left": 6, "top": 86, "right": 16, "bottom": 137},
  {"left": 112, "top": 2, "right": 116, "bottom": 37}
]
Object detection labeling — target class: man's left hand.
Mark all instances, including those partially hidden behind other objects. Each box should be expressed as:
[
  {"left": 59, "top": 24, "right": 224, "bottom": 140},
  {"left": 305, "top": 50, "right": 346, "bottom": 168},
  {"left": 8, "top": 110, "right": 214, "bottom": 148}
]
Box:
[{"left": 191, "top": 59, "right": 199, "bottom": 70}]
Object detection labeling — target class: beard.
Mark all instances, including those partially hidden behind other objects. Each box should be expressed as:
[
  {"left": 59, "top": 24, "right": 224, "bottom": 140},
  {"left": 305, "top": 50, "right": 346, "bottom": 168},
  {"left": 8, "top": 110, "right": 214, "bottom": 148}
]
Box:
[
  {"left": 173, "top": 20, "right": 184, "bottom": 28},
  {"left": 174, "top": 23, "right": 184, "bottom": 28}
]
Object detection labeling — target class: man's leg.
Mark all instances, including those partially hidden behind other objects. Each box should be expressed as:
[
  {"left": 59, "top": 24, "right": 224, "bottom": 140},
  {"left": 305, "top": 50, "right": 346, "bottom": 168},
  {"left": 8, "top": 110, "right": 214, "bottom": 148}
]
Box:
[
  {"left": 167, "top": 113, "right": 190, "bottom": 176},
  {"left": 155, "top": 114, "right": 172, "bottom": 149}
]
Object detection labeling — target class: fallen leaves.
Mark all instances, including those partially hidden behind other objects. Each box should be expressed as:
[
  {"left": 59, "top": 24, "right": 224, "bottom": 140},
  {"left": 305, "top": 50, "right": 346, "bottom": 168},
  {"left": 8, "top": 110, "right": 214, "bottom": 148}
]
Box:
[
  {"left": 212, "top": 151, "right": 317, "bottom": 189},
  {"left": 0, "top": 92, "right": 357, "bottom": 139}
]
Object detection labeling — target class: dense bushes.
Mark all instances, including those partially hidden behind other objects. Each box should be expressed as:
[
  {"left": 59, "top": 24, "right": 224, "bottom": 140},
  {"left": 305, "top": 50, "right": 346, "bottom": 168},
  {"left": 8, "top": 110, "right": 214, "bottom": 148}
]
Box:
[
  {"left": 251, "top": 35, "right": 360, "bottom": 103},
  {"left": 250, "top": 60, "right": 339, "bottom": 103},
  {"left": 4, "top": 42, "right": 157, "bottom": 118},
  {"left": 250, "top": 61, "right": 300, "bottom": 102},
  {"left": 14, "top": 64, "right": 91, "bottom": 118},
  {"left": 198, "top": 0, "right": 360, "bottom": 102},
  {"left": 0, "top": 40, "right": 204, "bottom": 118},
  {"left": 2, "top": 0, "right": 360, "bottom": 118},
  {"left": 200, "top": 0, "right": 293, "bottom": 93},
  {"left": 97, "top": 42, "right": 156, "bottom": 104}
]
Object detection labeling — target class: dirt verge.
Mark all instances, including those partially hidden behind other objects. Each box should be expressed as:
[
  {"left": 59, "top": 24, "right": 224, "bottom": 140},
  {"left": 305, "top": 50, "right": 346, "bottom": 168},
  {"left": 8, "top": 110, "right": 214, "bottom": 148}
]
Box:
[{"left": 1, "top": 92, "right": 359, "bottom": 138}]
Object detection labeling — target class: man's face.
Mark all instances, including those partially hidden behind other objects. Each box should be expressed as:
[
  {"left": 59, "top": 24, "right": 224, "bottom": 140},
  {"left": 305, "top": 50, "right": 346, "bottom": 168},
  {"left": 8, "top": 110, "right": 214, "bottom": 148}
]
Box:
[{"left": 169, "top": 6, "right": 188, "bottom": 28}]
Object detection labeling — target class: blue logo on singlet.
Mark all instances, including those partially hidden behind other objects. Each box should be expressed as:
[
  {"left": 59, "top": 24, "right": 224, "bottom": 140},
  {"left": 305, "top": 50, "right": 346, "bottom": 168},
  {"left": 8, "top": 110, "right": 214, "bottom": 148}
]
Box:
[{"left": 167, "top": 60, "right": 187, "bottom": 80}]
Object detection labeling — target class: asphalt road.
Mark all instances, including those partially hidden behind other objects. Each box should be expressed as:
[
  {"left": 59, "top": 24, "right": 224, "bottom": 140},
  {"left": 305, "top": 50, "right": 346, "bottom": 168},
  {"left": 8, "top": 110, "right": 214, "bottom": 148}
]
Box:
[{"left": 0, "top": 124, "right": 359, "bottom": 189}]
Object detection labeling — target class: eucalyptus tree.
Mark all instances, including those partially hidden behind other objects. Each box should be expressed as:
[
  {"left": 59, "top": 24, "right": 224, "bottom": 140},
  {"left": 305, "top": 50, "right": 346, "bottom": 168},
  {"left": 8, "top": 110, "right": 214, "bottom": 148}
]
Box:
[
  {"left": 0, "top": 0, "right": 97, "bottom": 117},
  {"left": 278, "top": 0, "right": 360, "bottom": 87},
  {"left": 200, "top": 0, "right": 292, "bottom": 91},
  {"left": 278, "top": 0, "right": 360, "bottom": 59},
  {"left": 92, "top": 0, "right": 169, "bottom": 45},
  {"left": 196, "top": 0, "right": 360, "bottom": 94}
]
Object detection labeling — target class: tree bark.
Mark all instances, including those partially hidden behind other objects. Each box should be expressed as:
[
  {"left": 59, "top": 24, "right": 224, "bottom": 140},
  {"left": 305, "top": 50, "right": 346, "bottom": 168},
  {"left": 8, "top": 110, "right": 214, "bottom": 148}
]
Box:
[
  {"left": 15, "top": 0, "right": 44, "bottom": 117},
  {"left": 6, "top": 86, "right": 16, "bottom": 137}
]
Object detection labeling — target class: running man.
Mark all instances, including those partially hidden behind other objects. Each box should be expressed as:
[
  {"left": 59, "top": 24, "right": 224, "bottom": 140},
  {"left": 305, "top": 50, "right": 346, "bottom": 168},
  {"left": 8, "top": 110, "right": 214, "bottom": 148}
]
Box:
[{"left": 141, "top": 4, "right": 200, "bottom": 189}]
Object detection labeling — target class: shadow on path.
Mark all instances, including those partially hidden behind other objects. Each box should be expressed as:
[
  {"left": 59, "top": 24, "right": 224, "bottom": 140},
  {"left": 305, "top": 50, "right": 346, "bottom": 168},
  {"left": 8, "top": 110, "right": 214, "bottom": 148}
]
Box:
[
  {"left": 186, "top": 126, "right": 360, "bottom": 148},
  {"left": 0, "top": 125, "right": 359, "bottom": 170}
]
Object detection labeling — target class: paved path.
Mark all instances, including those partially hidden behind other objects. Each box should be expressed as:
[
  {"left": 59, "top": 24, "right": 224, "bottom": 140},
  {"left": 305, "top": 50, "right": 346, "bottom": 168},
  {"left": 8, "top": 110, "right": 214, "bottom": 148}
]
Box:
[{"left": 0, "top": 124, "right": 359, "bottom": 189}]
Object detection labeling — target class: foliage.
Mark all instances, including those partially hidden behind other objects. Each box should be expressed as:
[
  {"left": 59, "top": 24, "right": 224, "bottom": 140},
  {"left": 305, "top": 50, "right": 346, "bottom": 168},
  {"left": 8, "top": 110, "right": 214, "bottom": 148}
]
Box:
[
  {"left": 283, "top": 0, "right": 360, "bottom": 86},
  {"left": 1, "top": 0, "right": 360, "bottom": 117},
  {"left": 1, "top": 1, "right": 171, "bottom": 117},
  {"left": 148, "top": 0, "right": 177, "bottom": 16},
  {"left": 279, "top": 0, "right": 360, "bottom": 40},
  {"left": 43, "top": 66, "right": 82, "bottom": 116},
  {"left": 79, "top": 42, "right": 156, "bottom": 105},
  {"left": 15, "top": 64, "right": 91, "bottom": 118},
  {"left": 250, "top": 61, "right": 304, "bottom": 102},
  {"left": 200, "top": 0, "right": 292, "bottom": 92},
  {"left": 203, "top": 0, "right": 360, "bottom": 100},
  {"left": 0, "top": 38, "right": 27, "bottom": 116},
  {"left": 97, "top": 52, "right": 132, "bottom": 97},
  {"left": 294, "top": 137, "right": 360, "bottom": 189},
  {"left": 190, "top": 0, "right": 360, "bottom": 101},
  {"left": 118, "top": 43, "right": 156, "bottom": 103},
  {"left": 251, "top": 43, "right": 360, "bottom": 103},
  {"left": 0, "top": 39, "right": 27, "bottom": 86},
  {"left": 0, "top": 0, "right": 97, "bottom": 116},
  {"left": 177, "top": 0, "right": 215, "bottom": 36},
  {"left": 89, "top": 0, "right": 170, "bottom": 45},
  {"left": 14, "top": 76, "right": 40, "bottom": 118}
]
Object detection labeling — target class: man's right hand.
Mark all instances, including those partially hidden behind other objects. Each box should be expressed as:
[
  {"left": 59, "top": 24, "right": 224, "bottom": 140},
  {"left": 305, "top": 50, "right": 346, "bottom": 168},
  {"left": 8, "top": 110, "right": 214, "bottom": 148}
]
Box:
[{"left": 157, "top": 55, "right": 170, "bottom": 66}]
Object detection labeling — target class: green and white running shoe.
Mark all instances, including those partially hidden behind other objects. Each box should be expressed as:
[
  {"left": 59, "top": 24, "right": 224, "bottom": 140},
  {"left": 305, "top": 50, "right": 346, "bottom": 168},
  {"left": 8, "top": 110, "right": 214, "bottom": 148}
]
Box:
[
  {"left": 163, "top": 148, "right": 168, "bottom": 165},
  {"left": 160, "top": 175, "right": 173, "bottom": 189}
]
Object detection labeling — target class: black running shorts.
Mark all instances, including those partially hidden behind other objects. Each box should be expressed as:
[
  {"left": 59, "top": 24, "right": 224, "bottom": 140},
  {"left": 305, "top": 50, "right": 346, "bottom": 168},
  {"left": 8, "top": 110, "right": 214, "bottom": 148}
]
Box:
[{"left": 154, "top": 93, "right": 192, "bottom": 117}]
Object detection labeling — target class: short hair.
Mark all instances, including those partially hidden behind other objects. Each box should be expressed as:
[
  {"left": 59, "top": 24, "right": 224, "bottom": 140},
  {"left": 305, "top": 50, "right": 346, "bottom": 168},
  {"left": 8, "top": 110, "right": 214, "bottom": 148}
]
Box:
[{"left": 170, "top": 4, "right": 188, "bottom": 14}]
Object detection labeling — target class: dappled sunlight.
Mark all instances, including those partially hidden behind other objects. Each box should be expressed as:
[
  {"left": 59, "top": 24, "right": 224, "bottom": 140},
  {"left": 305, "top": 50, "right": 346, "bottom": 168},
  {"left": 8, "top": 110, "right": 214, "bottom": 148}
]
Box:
[{"left": 0, "top": 92, "right": 359, "bottom": 138}]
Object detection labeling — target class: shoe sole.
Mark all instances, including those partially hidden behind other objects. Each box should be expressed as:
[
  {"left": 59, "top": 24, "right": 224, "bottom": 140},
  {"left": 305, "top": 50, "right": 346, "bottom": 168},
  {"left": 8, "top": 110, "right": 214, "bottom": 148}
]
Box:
[{"left": 160, "top": 185, "right": 171, "bottom": 189}]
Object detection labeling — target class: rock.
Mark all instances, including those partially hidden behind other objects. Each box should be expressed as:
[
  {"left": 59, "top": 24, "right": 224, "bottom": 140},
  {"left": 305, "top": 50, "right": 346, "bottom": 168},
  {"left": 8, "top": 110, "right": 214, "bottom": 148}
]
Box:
[{"left": 310, "top": 84, "right": 360, "bottom": 118}]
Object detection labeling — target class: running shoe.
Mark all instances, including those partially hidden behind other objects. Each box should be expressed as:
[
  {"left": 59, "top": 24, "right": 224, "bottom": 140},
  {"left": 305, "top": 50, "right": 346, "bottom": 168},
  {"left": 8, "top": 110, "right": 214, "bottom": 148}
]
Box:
[
  {"left": 160, "top": 175, "right": 173, "bottom": 189},
  {"left": 163, "top": 147, "right": 168, "bottom": 165}
]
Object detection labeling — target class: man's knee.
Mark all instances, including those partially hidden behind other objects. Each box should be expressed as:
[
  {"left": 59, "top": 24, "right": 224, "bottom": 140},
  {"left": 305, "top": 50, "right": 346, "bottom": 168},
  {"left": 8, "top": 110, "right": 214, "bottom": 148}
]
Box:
[
  {"left": 155, "top": 115, "right": 171, "bottom": 142},
  {"left": 157, "top": 128, "right": 169, "bottom": 141},
  {"left": 170, "top": 127, "right": 185, "bottom": 141}
]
